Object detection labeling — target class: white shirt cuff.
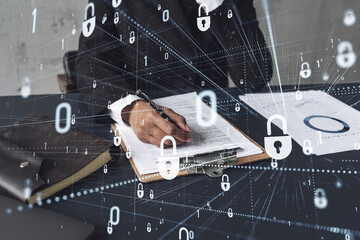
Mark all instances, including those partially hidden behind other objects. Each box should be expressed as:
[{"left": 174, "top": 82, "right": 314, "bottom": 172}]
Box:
[{"left": 110, "top": 94, "right": 142, "bottom": 126}]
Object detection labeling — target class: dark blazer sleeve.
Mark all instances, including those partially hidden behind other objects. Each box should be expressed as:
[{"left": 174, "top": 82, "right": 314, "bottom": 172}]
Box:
[
  {"left": 218, "top": 0, "right": 273, "bottom": 91},
  {"left": 75, "top": 0, "right": 135, "bottom": 117}
]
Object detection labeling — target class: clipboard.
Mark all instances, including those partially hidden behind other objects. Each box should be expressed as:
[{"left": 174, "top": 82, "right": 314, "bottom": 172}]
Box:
[{"left": 111, "top": 112, "right": 270, "bottom": 183}]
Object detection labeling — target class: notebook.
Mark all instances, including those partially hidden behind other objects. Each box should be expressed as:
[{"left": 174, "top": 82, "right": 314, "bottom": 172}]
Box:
[
  {"left": 0, "top": 113, "right": 113, "bottom": 204},
  {"left": 113, "top": 92, "right": 269, "bottom": 182}
]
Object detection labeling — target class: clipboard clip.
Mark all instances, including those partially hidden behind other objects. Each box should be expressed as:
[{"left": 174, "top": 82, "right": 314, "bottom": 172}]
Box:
[{"left": 180, "top": 149, "right": 238, "bottom": 178}]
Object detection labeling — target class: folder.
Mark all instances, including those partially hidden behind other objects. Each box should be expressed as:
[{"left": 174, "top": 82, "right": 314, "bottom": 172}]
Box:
[
  {"left": 0, "top": 113, "right": 113, "bottom": 204},
  {"left": 111, "top": 92, "right": 269, "bottom": 183}
]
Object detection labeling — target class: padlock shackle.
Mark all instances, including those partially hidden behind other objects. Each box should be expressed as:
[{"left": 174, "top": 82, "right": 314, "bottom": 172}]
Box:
[
  {"left": 267, "top": 114, "right": 288, "bottom": 135},
  {"left": 114, "top": 128, "right": 120, "bottom": 136},
  {"left": 138, "top": 183, "right": 143, "bottom": 190},
  {"left": 112, "top": 0, "right": 122, "bottom": 8},
  {"left": 301, "top": 62, "right": 309, "bottom": 70},
  {"left": 303, "top": 139, "right": 311, "bottom": 147},
  {"left": 84, "top": 2, "right": 95, "bottom": 20},
  {"left": 160, "top": 135, "right": 177, "bottom": 155},
  {"left": 338, "top": 41, "right": 353, "bottom": 53},
  {"left": 315, "top": 188, "right": 326, "bottom": 197},
  {"left": 221, "top": 174, "right": 229, "bottom": 182},
  {"left": 198, "top": 3, "right": 209, "bottom": 16},
  {"left": 179, "top": 227, "right": 189, "bottom": 240}
]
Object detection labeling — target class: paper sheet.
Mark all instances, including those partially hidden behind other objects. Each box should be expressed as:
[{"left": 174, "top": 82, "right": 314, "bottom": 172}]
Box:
[
  {"left": 116, "top": 92, "right": 262, "bottom": 175},
  {"left": 240, "top": 90, "right": 360, "bottom": 155}
]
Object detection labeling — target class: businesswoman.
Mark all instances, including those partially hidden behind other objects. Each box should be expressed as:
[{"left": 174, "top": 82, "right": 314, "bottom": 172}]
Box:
[{"left": 75, "top": 0, "right": 272, "bottom": 147}]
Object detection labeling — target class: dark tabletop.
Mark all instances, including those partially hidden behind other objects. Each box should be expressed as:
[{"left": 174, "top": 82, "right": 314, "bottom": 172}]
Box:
[{"left": 0, "top": 84, "right": 360, "bottom": 240}]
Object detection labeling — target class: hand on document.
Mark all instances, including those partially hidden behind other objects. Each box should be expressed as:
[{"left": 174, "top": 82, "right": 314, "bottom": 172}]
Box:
[{"left": 121, "top": 100, "right": 192, "bottom": 148}]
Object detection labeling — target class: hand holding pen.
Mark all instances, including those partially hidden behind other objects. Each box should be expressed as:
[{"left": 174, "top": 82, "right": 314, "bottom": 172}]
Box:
[{"left": 120, "top": 90, "right": 192, "bottom": 148}]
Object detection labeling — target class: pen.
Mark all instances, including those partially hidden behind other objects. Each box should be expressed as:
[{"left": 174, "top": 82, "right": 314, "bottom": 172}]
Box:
[{"left": 136, "top": 89, "right": 182, "bottom": 129}]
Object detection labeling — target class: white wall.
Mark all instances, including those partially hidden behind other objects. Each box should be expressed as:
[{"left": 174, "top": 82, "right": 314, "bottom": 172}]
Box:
[
  {"left": 0, "top": 0, "right": 87, "bottom": 96},
  {"left": 254, "top": 0, "right": 360, "bottom": 86}
]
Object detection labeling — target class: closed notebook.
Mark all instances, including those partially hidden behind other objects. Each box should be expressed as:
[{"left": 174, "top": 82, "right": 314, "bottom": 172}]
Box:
[{"left": 0, "top": 113, "right": 113, "bottom": 204}]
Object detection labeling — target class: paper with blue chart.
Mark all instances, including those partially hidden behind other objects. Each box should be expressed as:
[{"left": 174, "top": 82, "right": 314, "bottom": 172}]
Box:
[{"left": 240, "top": 90, "right": 360, "bottom": 155}]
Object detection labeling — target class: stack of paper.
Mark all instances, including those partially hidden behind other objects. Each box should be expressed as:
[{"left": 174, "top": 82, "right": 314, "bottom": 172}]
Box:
[
  {"left": 240, "top": 90, "right": 360, "bottom": 155},
  {"left": 116, "top": 92, "right": 262, "bottom": 175}
]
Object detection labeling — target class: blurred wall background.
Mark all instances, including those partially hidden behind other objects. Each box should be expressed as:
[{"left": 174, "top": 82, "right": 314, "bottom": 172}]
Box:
[
  {"left": 0, "top": 0, "right": 87, "bottom": 96},
  {"left": 0, "top": 0, "right": 359, "bottom": 96}
]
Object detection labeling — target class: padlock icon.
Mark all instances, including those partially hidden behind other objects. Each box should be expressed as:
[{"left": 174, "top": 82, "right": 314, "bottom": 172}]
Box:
[
  {"left": 197, "top": 4, "right": 211, "bottom": 32},
  {"left": 336, "top": 41, "right": 356, "bottom": 69},
  {"left": 114, "top": 128, "right": 121, "bottom": 146},
  {"left": 82, "top": 2, "right": 96, "bottom": 37},
  {"left": 103, "top": 164, "right": 108, "bottom": 174},
  {"left": 227, "top": 9, "right": 233, "bottom": 19},
  {"left": 126, "top": 146, "right": 131, "bottom": 159},
  {"left": 322, "top": 72, "right": 329, "bottom": 81},
  {"left": 355, "top": 143, "right": 360, "bottom": 150},
  {"left": 112, "top": 0, "right": 122, "bottom": 8},
  {"left": 303, "top": 139, "right": 313, "bottom": 155},
  {"left": 102, "top": 13, "right": 107, "bottom": 24},
  {"left": 221, "top": 174, "right": 230, "bottom": 191},
  {"left": 299, "top": 62, "right": 311, "bottom": 79},
  {"left": 93, "top": 80, "right": 96, "bottom": 88},
  {"left": 114, "top": 12, "right": 119, "bottom": 24},
  {"left": 270, "top": 158, "right": 278, "bottom": 168},
  {"left": 227, "top": 208, "right": 233, "bottom": 218},
  {"left": 295, "top": 90, "right": 302, "bottom": 100},
  {"left": 149, "top": 190, "right": 154, "bottom": 199},
  {"left": 107, "top": 221, "right": 113, "bottom": 235},
  {"left": 343, "top": 9, "right": 356, "bottom": 27},
  {"left": 137, "top": 183, "right": 144, "bottom": 198},
  {"left": 21, "top": 78, "right": 31, "bottom": 99},
  {"left": 314, "top": 188, "right": 328, "bottom": 209},
  {"left": 235, "top": 103, "right": 240, "bottom": 112},
  {"left": 158, "top": 136, "right": 180, "bottom": 180},
  {"left": 107, "top": 101, "right": 111, "bottom": 109},
  {"left": 23, "top": 187, "right": 32, "bottom": 200},
  {"left": 129, "top": 31, "right": 135, "bottom": 44},
  {"left": 264, "top": 114, "right": 292, "bottom": 160},
  {"left": 23, "top": 178, "right": 32, "bottom": 200},
  {"left": 71, "top": 114, "right": 76, "bottom": 125},
  {"left": 179, "top": 227, "right": 189, "bottom": 240},
  {"left": 71, "top": 24, "right": 77, "bottom": 35},
  {"left": 147, "top": 223, "right": 151, "bottom": 233}
]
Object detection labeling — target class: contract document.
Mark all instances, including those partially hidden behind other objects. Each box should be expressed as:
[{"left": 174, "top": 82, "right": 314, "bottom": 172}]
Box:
[
  {"left": 116, "top": 92, "right": 262, "bottom": 175},
  {"left": 240, "top": 90, "right": 360, "bottom": 155}
]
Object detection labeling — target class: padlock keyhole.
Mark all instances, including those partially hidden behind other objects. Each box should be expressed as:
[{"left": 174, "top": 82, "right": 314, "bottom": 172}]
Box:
[
  {"left": 165, "top": 161, "right": 172, "bottom": 174},
  {"left": 274, "top": 141, "right": 282, "bottom": 154},
  {"left": 202, "top": 19, "right": 206, "bottom": 28}
]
